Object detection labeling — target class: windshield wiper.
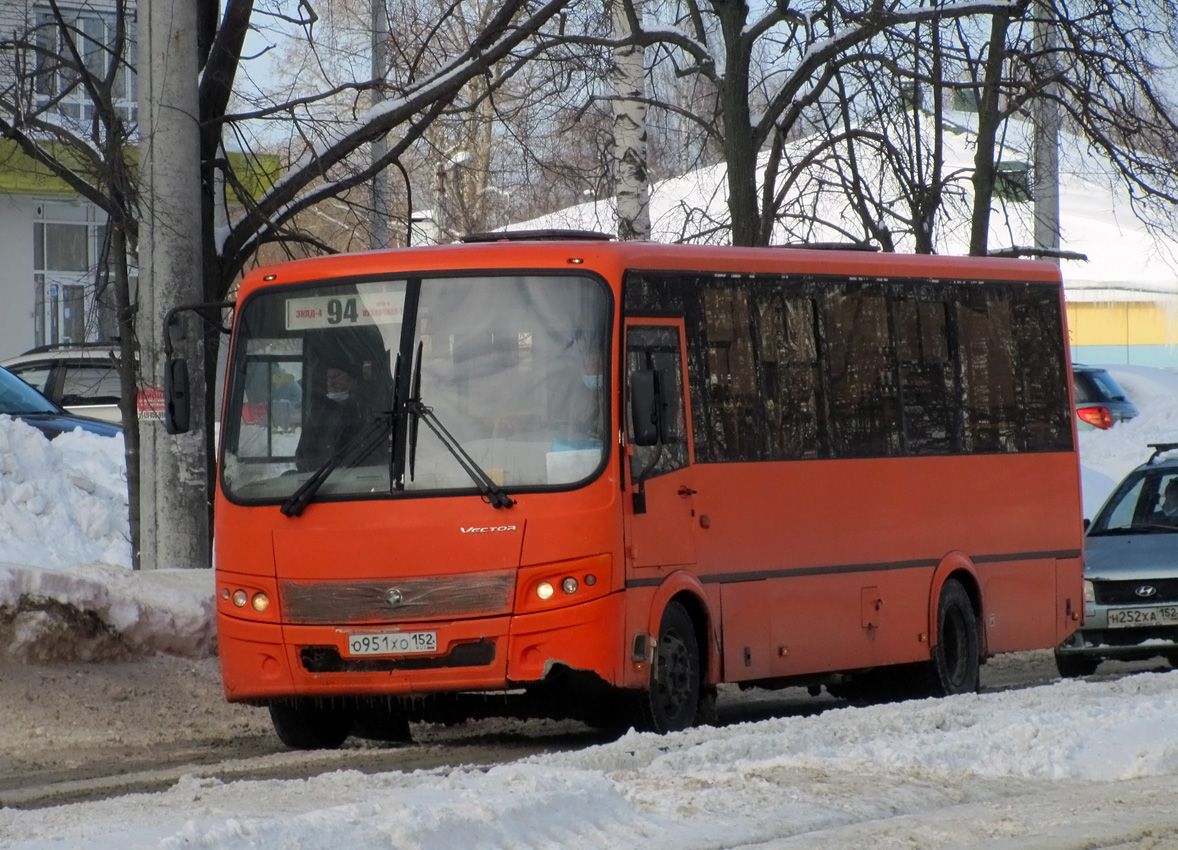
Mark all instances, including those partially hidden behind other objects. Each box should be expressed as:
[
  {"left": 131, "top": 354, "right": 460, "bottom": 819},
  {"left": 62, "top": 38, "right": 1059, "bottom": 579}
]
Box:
[
  {"left": 281, "top": 413, "right": 394, "bottom": 517},
  {"left": 405, "top": 399, "right": 515, "bottom": 509}
]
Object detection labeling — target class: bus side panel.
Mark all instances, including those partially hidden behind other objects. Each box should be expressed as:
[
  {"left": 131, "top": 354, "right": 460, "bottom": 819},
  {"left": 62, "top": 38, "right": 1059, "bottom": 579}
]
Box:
[
  {"left": 686, "top": 452, "right": 1081, "bottom": 675},
  {"left": 974, "top": 557, "right": 1058, "bottom": 655},
  {"left": 718, "top": 567, "right": 934, "bottom": 682},
  {"left": 718, "top": 582, "right": 772, "bottom": 681}
]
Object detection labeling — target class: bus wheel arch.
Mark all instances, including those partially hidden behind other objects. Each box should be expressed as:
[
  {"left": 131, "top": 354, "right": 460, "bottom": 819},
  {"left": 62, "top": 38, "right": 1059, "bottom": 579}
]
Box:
[
  {"left": 927, "top": 566, "right": 982, "bottom": 696},
  {"left": 929, "top": 555, "right": 987, "bottom": 654},
  {"left": 637, "top": 582, "right": 716, "bottom": 731}
]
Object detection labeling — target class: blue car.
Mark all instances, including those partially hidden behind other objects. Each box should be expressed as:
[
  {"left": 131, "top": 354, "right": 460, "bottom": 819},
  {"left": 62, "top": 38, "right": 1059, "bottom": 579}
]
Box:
[{"left": 0, "top": 364, "right": 122, "bottom": 440}]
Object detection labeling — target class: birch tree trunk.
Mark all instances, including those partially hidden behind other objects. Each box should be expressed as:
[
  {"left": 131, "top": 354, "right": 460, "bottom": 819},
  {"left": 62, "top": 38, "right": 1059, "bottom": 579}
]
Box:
[{"left": 611, "top": 0, "right": 651, "bottom": 241}]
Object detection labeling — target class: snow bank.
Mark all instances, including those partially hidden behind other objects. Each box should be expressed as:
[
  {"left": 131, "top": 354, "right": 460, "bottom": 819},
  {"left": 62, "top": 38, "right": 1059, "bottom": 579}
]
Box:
[
  {"left": 0, "top": 564, "right": 215, "bottom": 661},
  {"left": 0, "top": 416, "right": 130, "bottom": 569}
]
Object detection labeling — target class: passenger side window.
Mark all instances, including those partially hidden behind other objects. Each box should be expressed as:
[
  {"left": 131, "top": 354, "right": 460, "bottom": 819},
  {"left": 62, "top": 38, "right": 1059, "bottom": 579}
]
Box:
[
  {"left": 61, "top": 364, "right": 121, "bottom": 406},
  {"left": 626, "top": 324, "right": 688, "bottom": 479},
  {"left": 8, "top": 365, "right": 52, "bottom": 395}
]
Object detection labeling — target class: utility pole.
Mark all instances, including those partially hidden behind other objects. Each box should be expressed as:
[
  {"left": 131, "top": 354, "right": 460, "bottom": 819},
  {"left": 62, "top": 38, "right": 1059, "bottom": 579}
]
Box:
[
  {"left": 1032, "top": 0, "right": 1061, "bottom": 262},
  {"left": 137, "top": 0, "right": 209, "bottom": 569},
  {"left": 370, "top": 0, "right": 390, "bottom": 249}
]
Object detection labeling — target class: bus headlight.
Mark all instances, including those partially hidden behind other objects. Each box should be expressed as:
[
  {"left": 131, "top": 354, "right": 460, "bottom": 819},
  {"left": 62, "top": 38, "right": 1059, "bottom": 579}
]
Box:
[
  {"left": 251, "top": 592, "right": 270, "bottom": 612},
  {"left": 516, "top": 555, "right": 612, "bottom": 613},
  {"left": 232, "top": 589, "right": 248, "bottom": 607}
]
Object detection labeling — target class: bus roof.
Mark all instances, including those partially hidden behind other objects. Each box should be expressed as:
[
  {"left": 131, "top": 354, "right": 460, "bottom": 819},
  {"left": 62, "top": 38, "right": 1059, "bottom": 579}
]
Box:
[{"left": 237, "top": 237, "right": 1064, "bottom": 301}]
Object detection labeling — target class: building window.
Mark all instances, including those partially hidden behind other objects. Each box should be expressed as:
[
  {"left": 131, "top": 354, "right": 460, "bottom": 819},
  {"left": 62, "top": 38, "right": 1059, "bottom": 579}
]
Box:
[
  {"left": 33, "top": 201, "right": 135, "bottom": 347},
  {"left": 33, "top": 4, "right": 137, "bottom": 125}
]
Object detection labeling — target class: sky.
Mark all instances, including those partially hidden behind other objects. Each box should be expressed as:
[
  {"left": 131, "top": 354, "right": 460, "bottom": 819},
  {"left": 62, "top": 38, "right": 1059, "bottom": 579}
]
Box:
[{"left": 2, "top": 366, "right": 1178, "bottom": 848}]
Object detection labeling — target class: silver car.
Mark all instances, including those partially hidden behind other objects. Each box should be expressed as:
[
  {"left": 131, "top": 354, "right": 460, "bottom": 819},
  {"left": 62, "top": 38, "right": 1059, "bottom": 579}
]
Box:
[
  {"left": 0, "top": 344, "right": 124, "bottom": 423},
  {"left": 1056, "top": 442, "right": 1178, "bottom": 677}
]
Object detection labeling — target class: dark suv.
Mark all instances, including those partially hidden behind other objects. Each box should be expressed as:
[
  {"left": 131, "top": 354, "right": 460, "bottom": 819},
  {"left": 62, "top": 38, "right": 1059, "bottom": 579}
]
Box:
[{"left": 1073, "top": 364, "right": 1138, "bottom": 430}]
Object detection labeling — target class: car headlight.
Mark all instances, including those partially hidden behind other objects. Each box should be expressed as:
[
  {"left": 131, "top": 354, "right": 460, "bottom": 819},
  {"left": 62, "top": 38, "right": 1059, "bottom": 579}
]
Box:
[{"left": 1084, "top": 580, "right": 1095, "bottom": 604}]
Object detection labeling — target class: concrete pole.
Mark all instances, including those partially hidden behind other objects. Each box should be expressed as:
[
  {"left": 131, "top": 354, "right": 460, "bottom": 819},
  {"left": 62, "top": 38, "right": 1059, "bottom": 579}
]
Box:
[
  {"left": 370, "top": 0, "right": 390, "bottom": 249},
  {"left": 1033, "top": 1, "right": 1061, "bottom": 262},
  {"left": 136, "top": 0, "right": 210, "bottom": 569}
]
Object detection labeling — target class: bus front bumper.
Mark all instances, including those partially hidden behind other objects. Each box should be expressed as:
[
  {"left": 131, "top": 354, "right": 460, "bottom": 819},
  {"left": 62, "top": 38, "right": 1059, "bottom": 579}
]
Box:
[{"left": 217, "top": 592, "right": 626, "bottom": 703}]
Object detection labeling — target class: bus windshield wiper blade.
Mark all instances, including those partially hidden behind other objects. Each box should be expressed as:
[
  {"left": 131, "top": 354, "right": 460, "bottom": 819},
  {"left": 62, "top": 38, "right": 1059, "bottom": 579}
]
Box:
[
  {"left": 281, "top": 413, "right": 393, "bottom": 518},
  {"left": 405, "top": 399, "right": 515, "bottom": 509}
]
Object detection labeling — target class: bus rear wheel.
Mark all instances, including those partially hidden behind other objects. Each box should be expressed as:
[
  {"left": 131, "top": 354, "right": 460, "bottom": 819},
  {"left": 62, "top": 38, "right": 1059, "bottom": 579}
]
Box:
[
  {"left": 1054, "top": 651, "right": 1099, "bottom": 678},
  {"left": 268, "top": 699, "right": 355, "bottom": 750},
  {"left": 929, "top": 579, "right": 980, "bottom": 696},
  {"left": 637, "top": 601, "right": 702, "bottom": 734}
]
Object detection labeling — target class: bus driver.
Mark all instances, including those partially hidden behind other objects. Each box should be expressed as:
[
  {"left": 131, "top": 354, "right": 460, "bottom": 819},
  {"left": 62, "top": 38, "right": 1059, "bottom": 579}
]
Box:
[{"left": 296, "top": 363, "right": 370, "bottom": 471}]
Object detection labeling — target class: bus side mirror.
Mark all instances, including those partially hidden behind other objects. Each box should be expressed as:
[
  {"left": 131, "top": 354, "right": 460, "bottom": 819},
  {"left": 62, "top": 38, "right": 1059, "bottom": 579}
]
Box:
[
  {"left": 630, "top": 368, "right": 672, "bottom": 446},
  {"left": 164, "top": 358, "right": 190, "bottom": 434}
]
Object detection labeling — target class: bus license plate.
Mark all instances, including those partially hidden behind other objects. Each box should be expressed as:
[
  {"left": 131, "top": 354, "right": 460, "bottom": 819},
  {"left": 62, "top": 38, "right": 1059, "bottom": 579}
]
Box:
[
  {"left": 347, "top": 631, "right": 438, "bottom": 656},
  {"left": 1107, "top": 606, "right": 1178, "bottom": 629}
]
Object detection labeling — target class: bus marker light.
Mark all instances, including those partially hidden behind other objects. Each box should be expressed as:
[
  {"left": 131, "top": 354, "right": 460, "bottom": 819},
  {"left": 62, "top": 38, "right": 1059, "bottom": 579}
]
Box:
[
  {"left": 584, "top": 574, "right": 596, "bottom": 586},
  {"left": 536, "top": 582, "right": 555, "bottom": 601},
  {"left": 632, "top": 632, "right": 650, "bottom": 663},
  {"left": 220, "top": 588, "right": 230, "bottom": 600},
  {"left": 561, "top": 577, "right": 579, "bottom": 595},
  {"left": 252, "top": 592, "right": 270, "bottom": 612},
  {"left": 231, "top": 589, "right": 248, "bottom": 607}
]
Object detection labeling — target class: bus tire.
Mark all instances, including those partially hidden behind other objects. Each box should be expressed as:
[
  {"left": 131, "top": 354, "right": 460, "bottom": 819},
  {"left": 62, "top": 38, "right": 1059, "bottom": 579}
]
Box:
[
  {"left": 929, "top": 579, "right": 980, "bottom": 696},
  {"left": 268, "top": 699, "right": 355, "bottom": 750},
  {"left": 1054, "top": 650, "right": 1099, "bottom": 678},
  {"left": 636, "top": 601, "right": 701, "bottom": 733}
]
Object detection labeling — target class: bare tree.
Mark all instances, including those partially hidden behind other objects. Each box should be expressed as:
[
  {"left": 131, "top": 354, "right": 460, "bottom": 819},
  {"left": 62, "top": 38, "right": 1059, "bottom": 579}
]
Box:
[
  {"left": 0, "top": 0, "right": 144, "bottom": 558},
  {"left": 804, "top": 1, "right": 1178, "bottom": 256}
]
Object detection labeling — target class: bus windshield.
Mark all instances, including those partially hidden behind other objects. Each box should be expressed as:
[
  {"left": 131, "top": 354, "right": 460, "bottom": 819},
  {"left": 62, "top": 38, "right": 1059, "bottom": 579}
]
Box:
[{"left": 221, "top": 273, "right": 610, "bottom": 504}]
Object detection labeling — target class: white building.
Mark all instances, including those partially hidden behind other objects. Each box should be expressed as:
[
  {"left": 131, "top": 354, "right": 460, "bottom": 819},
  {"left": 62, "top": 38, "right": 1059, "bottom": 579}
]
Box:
[{"left": 0, "top": 0, "right": 136, "bottom": 360}]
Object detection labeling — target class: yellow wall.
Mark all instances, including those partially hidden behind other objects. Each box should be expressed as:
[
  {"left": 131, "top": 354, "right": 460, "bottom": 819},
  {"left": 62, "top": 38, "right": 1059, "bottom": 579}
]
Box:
[
  {"left": 1066, "top": 301, "right": 1178, "bottom": 366},
  {"left": 1066, "top": 302, "right": 1178, "bottom": 347}
]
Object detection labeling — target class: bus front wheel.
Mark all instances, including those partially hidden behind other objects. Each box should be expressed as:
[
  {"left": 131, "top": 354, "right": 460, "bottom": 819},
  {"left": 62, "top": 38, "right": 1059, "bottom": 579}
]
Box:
[
  {"left": 637, "top": 601, "right": 702, "bottom": 734},
  {"left": 268, "top": 699, "right": 355, "bottom": 750},
  {"left": 929, "top": 579, "right": 980, "bottom": 696}
]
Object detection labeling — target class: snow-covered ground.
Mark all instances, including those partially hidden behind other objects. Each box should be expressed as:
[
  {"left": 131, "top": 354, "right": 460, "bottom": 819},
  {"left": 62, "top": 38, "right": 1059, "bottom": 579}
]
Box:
[{"left": 2, "top": 368, "right": 1178, "bottom": 849}]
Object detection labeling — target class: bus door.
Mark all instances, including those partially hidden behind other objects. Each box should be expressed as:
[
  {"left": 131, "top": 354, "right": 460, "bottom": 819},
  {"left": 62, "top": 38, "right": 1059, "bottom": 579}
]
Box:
[{"left": 623, "top": 319, "right": 696, "bottom": 570}]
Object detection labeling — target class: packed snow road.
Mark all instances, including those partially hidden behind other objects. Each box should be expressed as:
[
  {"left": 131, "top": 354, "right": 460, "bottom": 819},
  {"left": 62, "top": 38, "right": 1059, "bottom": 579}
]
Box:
[{"left": 0, "top": 648, "right": 1161, "bottom": 811}]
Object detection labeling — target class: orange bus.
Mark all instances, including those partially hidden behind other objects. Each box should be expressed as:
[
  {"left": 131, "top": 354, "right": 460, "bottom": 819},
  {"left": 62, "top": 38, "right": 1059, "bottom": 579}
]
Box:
[{"left": 166, "top": 233, "right": 1085, "bottom": 748}]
